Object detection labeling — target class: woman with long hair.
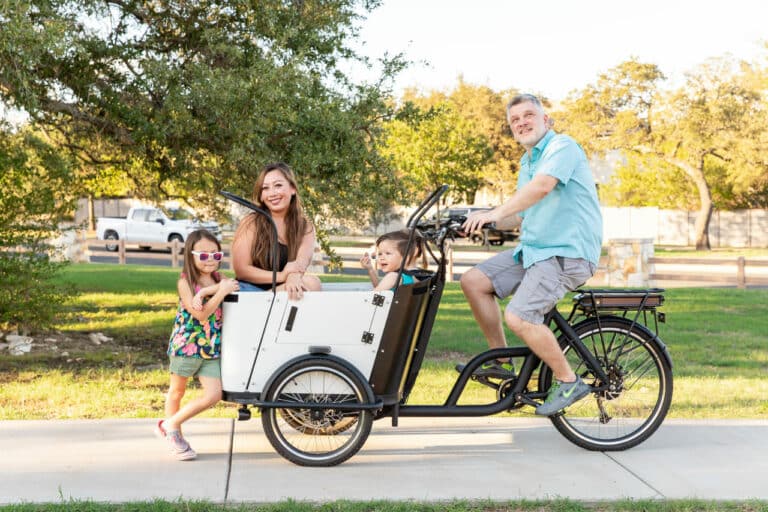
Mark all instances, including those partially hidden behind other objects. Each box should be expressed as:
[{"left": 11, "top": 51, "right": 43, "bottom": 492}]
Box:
[{"left": 231, "top": 162, "right": 321, "bottom": 300}]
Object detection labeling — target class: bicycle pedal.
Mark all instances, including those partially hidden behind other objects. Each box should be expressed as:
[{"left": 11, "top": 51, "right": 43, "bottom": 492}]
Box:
[
  {"left": 516, "top": 395, "right": 540, "bottom": 408},
  {"left": 473, "top": 376, "right": 501, "bottom": 389}
]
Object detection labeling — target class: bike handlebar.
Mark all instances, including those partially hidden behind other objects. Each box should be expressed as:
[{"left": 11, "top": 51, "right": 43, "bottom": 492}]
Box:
[{"left": 416, "top": 216, "right": 496, "bottom": 244}]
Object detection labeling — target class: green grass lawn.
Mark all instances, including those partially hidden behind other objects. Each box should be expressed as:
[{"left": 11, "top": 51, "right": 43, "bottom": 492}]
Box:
[
  {"left": 2, "top": 499, "right": 767, "bottom": 512},
  {"left": 1, "top": 263, "right": 766, "bottom": 420}
]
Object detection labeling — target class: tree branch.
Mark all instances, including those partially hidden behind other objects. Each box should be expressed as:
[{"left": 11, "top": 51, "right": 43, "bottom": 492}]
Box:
[{"left": 38, "top": 98, "right": 135, "bottom": 146}]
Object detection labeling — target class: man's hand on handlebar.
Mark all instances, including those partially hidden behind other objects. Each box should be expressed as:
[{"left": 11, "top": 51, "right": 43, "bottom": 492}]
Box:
[{"left": 462, "top": 209, "right": 498, "bottom": 235}]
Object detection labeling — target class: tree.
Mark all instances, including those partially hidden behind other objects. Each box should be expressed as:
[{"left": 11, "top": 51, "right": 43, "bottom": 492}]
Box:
[
  {"left": 379, "top": 103, "right": 492, "bottom": 204},
  {"left": 401, "top": 79, "right": 522, "bottom": 203},
  {"left": 0, "top": 126, "right": 75, "bottom": 332},
  {"left": 0, "top": 0, "right": 404, "bottom": 228},
  {"left": 557, "top": 58, "right": 768, "bottom": 249},
  {"left": 599, "top": 154, "right": 698, "bottom": 209},
  {"left": 451, "top": 81, "right": 523, "bottom": 203}
]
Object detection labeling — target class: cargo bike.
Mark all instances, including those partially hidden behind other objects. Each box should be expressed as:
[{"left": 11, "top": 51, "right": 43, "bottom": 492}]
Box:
[{"left": 219, "top": 186, "right": 673, "bottom": 466}]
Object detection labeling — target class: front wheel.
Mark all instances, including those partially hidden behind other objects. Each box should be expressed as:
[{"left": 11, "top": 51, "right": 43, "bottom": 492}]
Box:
[
  {"left": 261, "top": 357, "right": 374, "bottom": 466},
  {"left": 539, "top": 317, "right": 673, "bottom": 451}
]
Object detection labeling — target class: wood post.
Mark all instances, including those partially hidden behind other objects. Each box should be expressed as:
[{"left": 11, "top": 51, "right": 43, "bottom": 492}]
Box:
[
  {"left": 736, "top": 256, "right": 746, "bottom": 289},
  {"left": 171, "top": 240, "right": 180, "bottom": 267}
]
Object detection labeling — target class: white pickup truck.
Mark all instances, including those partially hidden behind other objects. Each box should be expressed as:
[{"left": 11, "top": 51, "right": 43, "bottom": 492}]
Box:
[{"left": 96, "top": 206, "right": 222, "bottom": 251}]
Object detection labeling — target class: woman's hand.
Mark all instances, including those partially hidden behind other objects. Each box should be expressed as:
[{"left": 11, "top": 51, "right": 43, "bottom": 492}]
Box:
[
  {"left": 283, "top": 260, "right": 306, "bottom": 275},
  {"left": 284, "top": 272, "right": 307, "bottom": 301},
  {"left": 221, "top": 278, "right": 240, "bottom": 295}
]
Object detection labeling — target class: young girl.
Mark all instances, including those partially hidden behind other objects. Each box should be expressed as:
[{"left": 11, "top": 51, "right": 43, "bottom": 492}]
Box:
[
  {"left": 155, "top": 229, "right": 239, "bottom": 461},
  {"left": 359, "top": 229, "right": 427, "bottom": 291}
]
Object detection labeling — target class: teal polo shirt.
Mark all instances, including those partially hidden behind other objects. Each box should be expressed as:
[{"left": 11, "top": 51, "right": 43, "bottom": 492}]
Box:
[{"left": 512, "top": 130, "right": 603, "bottom": 268}]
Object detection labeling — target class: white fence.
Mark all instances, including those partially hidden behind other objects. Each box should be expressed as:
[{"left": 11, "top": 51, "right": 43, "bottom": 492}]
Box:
[{"left": 602, "top": 207, "right": 768, "bottom": 248}]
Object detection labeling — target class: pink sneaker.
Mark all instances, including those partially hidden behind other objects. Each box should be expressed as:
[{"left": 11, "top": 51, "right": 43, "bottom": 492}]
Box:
[
  {"left": 153, "top": 419, "right": 167, "bottom": 439},
  {"left": 166, "top": 430, "right": 197, "bottom": 461}
]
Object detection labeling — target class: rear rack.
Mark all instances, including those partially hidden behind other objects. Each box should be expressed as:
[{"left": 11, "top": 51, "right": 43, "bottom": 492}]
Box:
[{"left": 569, "top": 288, "right": 666, "bottom": 336}]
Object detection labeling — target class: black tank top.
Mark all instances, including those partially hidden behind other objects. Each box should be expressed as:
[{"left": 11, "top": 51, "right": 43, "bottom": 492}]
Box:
[{"left": 249, "top": 242, "right": 289, "bottom": 290}]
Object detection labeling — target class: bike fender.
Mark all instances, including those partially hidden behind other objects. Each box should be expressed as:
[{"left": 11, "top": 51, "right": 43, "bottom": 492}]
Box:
[
  {"left": 260, "top": 353, "right": 376, "bottom": 403},
  {"left": 568, "top": 315, "right": 674, "bottom": 370}
]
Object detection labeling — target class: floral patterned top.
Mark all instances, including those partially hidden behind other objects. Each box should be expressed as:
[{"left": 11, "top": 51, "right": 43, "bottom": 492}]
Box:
[{"left": 167, "top": 272, "right": 222, "bottom": 359}]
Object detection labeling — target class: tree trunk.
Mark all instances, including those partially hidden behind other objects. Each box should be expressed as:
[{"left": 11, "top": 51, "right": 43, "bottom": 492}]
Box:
[
  {"left": 671, "top": 156, "right": 712, "bottom": 250},
  {"left": 693, "top": 196, "right": 713, "bottom": 250}
]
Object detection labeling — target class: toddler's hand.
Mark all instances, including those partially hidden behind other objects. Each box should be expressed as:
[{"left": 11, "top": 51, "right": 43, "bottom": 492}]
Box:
[
  {"left": 360, "top": 252, "right": 373, "bottom": 270},
  {"left": 192, "top": 292, "right": 204, "bottom": 310}
]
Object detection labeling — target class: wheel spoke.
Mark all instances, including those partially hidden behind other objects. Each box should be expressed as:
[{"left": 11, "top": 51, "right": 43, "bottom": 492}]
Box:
[
  {"left": 546, "top": 319, "right": 672, "bottom": 451},
  {"left": 262, "top": 360, "right": 372, "bottom": 466}
]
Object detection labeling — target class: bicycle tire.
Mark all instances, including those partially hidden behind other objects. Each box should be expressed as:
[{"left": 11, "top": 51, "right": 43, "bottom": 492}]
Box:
[
  {"left": 539, "top": 316, "right": 673, "bottom": 451},
  {"left": 261, "top": 357, "right": 374, "bottom": 466}
]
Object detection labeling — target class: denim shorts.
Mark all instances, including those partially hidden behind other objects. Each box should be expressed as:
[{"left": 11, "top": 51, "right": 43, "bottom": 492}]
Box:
[
  {"left": 476, "top": 250, "right": 595, "bottom": 324},
  {"left": 237, "top": 280, "right": 272, "bottom": 292},
  {"left": 169, "top": 356, "right": 221, "bottom": 378}
]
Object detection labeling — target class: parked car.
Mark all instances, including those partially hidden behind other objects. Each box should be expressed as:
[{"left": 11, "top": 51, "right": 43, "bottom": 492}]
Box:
[
  {"left": 96, "top": 206, "right": 222, "bottom": 252},
  {"left": 430, "top": 206, "right": 519, "bottom": 246}
]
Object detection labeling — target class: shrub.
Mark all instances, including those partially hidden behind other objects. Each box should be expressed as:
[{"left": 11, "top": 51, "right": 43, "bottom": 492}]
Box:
[{"left": 0, "top": 127, "right": 76, "bottom": 333}]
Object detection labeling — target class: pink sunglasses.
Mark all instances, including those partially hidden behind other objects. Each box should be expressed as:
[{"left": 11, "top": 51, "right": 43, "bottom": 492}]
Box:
[{"left": 191, "top": 251, "right": 223, "bottom": 261}]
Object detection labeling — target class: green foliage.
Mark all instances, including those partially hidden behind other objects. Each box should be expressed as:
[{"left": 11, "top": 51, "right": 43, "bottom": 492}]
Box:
[
  {"left": 0, "top": 128, "right": 75, "bottom": 332},
  {"left": 556, "top": 55, "right": 768, "bottom": 249},
  {"left": 0, "top": 252, "right": 72, "bottom": 333},
  {"left": 401, "top": 79, "right": 523, "bottom": 203},
  {"left": 380, "top": 102, "right": 492, "bottom": 203},
  {"left": 0, "top": 0, "right": 404, "bottom": 228},
  {"left": 4, "top": 499, "right": 767, "bottom": 512},
  {"left": 599, "top": 153, "right": 699, "bottom": 208}
]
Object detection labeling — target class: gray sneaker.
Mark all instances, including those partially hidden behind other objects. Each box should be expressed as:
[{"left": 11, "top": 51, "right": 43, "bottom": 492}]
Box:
[
  {"left": 455, "top": 361, "right": 516, "bottom": 380},
  {"left": 535, "top": 377, "right": 591, "bottom": 416},
  {"left": 166, "top": 430, "right": 197, "bottom": 461}
]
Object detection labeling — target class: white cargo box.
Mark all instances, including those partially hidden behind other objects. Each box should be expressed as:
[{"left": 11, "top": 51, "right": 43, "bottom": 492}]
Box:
[{"left": 221, "top": 289, "right": 393, "bottom": 393}]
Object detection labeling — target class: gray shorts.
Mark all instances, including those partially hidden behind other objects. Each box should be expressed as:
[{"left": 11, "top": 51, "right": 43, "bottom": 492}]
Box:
[{"left": 476, "top": 250, "right": 596, "bottom": 324}]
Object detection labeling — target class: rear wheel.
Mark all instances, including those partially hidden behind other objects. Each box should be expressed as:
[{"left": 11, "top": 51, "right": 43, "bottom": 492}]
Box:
[
  {"left": 168, "top": 234, "right": 184, "bottom": 254},
  {"left": 469, "top": 231, "right": 485, "bottom": 244},
  {"left": 261, "top": 357, "right": 374, "bottom": 466},
  {"left": 539, "top": 317, "right": 673, "bottom": 451},
  {"left": 104, "top": 231, "right": 119, "bottom": 252}
]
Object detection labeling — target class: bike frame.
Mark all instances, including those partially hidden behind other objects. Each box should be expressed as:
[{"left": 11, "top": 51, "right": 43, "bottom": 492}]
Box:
[{"left": 390, "top": 308, "right": 609, "bottom": 419}]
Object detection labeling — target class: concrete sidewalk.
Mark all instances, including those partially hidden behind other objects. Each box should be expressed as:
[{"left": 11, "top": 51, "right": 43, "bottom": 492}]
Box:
[{"left": 1, "top": 417, "right": 766, "bottom": 504}]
